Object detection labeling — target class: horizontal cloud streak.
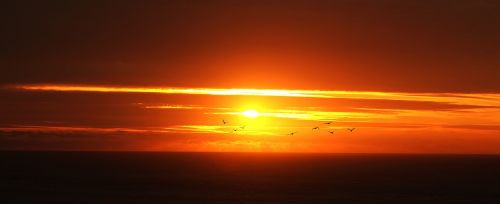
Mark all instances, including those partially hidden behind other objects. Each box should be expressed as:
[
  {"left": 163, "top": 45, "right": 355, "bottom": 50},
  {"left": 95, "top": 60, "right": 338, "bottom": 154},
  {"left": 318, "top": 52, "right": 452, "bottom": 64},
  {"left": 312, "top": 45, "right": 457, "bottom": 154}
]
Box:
[
  {"left": 210, "top": 109, "right": 390, "bottom": 121},
  {"left": 9, "top": 84, "right": 500, "bottom": 107}
]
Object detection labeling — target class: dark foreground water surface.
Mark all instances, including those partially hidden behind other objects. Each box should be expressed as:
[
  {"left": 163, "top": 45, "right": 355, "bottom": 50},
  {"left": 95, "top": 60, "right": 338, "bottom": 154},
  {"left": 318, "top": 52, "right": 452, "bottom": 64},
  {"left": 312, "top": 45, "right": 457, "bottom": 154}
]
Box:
[{"left": 2, "top": 152, "right": 500, "bottom": 203}]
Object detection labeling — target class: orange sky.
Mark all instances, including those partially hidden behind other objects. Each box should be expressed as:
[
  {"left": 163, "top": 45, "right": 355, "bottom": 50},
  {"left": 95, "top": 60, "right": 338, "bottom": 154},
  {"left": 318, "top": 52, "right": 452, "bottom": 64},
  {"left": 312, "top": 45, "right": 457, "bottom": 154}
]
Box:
[
  {"left": 1, "top": 84, "right": 500, "bottom": 153},
  {"left": 1, "top": 1, "right": 500, "bottom": 153}
]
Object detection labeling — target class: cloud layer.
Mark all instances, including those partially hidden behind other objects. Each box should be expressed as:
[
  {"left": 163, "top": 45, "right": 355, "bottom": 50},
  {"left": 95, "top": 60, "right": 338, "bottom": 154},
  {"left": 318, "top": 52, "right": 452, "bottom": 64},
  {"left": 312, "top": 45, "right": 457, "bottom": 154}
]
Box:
[{"left": 1, "top": 84, "right": 500, "bottom": 153}]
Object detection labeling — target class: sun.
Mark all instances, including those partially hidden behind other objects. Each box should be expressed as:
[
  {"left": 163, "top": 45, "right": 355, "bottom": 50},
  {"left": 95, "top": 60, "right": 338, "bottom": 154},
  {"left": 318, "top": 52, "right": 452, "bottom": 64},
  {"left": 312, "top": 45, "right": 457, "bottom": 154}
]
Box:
[{"left": 242, "top": 110, "right": 259, "bottom": 118}]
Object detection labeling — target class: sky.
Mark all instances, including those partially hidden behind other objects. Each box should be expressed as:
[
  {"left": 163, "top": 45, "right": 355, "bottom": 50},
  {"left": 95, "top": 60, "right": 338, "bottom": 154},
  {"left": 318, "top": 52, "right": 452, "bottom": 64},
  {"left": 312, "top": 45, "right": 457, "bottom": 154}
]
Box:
[{"left": 1, "top": 0, "right": 500, "bottom": 153}]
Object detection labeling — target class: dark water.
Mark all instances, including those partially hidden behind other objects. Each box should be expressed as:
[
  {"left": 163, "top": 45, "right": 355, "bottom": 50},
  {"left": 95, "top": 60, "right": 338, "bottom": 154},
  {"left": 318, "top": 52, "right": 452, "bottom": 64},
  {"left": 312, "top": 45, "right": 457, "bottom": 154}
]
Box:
[{"left": 2, "top": 152, "right": 500, "bottom": 203}]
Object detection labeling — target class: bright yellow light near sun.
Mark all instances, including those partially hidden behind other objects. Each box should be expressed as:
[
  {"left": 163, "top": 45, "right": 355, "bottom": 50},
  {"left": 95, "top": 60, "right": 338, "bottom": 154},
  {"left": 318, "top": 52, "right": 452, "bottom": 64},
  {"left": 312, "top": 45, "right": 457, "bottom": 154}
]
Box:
[{"left": 242, "top": 110, "right": 259, "bottom": 118}]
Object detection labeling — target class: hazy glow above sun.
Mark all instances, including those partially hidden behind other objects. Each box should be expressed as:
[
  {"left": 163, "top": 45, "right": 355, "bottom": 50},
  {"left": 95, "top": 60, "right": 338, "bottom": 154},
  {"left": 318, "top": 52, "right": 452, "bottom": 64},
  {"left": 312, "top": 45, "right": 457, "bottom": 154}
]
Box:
[{"left": 242, "top": 110, "right": 259, "bottom": 118}]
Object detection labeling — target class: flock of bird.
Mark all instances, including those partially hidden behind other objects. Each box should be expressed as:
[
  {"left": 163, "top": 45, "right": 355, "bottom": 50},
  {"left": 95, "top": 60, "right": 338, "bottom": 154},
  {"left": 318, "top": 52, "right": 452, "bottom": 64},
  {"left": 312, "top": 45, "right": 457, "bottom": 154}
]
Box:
[{"left": 221, "top": 119, "right": 356, "bottom": 135}]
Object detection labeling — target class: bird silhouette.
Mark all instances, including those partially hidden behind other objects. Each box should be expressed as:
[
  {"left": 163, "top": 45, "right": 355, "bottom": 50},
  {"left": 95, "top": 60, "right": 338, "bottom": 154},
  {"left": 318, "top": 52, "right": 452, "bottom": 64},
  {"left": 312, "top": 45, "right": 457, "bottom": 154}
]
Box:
[
  {"left": 323, "top": 122, "right": 333, "bottom": 125},
  {"left": 312, "top": 126, "right": 320, "bottom": 130},
  {"left": 239, "top": 125, "right": 246, "bottom": 130},
  {"left": 222, "top": 120, "right": 228, "bottom": 125},
  {"left": 328, "top": 130, "right": 335, "bottom": 134},
  {"left": 232, "top": 128, "right": 239, "bottom": 132},
  {"left": 287, "top": 131, "right": 298, "bottom": 136},
  {"left": 347, "top": 128, "right": 356, "bottom": 132}
]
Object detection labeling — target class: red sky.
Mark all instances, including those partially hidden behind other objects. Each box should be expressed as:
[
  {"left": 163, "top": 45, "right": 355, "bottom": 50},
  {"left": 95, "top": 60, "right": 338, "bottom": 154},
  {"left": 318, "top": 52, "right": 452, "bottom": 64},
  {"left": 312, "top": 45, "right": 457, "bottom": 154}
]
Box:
[{"left": 1, "top": 0, "right": 500, "bottom": 153}]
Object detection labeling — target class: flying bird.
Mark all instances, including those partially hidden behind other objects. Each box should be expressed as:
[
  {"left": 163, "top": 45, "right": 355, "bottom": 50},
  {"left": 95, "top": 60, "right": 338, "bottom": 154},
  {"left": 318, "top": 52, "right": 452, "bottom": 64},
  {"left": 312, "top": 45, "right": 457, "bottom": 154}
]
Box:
[
  {"left": 328, "top": 130, "right": 335, "bottom": 134},
  {"left": 347, "top": 128, "right": 356, "bottom": 132},
  {"left": 222, "top": 120, "right": 228, "bottom": 125},
  {"left": 287, "top": 131, "right": 298, "bottom": 136},
  {"left": 240, "top": 125, "right": 246, "bottom": 130},
  {"left": 312, "top": 126, "right": 320, "bottom": 131},
  {"left": 323, "top": 122, "right": 333, "bottom": 125}
]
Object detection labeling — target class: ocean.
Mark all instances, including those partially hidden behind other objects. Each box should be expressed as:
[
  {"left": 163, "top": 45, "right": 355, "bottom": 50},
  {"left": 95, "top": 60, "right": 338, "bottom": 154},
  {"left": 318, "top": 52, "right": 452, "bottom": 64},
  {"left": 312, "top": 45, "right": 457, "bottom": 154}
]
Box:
[{"left": 1, "top": 152, "right": 500, "bottom": 203}]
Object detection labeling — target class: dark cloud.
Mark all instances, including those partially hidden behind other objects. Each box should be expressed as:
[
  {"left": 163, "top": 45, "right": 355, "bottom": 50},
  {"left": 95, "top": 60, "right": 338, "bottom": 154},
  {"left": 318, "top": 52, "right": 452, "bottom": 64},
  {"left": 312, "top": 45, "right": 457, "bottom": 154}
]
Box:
[
  {"left": 443, "top": 124, "right": 500, "bottom": 131},
  {"left": 0, "top": 128, "right": 234, "bottom": 151},
  {"left": 1, "top": 0, "right": 500, "bottom": 92}
]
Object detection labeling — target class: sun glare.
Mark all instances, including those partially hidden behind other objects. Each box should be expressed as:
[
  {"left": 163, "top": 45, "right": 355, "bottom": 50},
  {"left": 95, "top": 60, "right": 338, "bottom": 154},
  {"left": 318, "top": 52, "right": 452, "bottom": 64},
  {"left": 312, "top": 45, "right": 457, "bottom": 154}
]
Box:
[{"left": 242, "top": 110, "right": 259, "bottom": 118}]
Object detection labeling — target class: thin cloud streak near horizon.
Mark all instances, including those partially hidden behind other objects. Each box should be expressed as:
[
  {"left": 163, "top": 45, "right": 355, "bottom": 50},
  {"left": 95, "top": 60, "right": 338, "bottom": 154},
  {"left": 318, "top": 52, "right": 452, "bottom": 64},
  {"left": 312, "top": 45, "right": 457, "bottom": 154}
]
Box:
[{"left": 9, "top": 84, "right": 500, "bottom": 107}]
